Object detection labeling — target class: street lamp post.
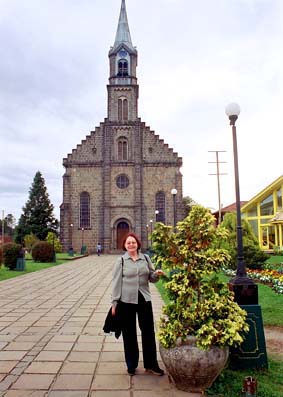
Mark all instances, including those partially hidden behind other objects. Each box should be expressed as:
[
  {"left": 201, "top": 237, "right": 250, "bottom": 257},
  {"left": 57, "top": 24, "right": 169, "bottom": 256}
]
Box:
[
  {"left": 155, "top": 209, "right": 159, "bottom": 222},
  {"left": 149, "top": 219, "right": 153, "bottom": 247},
  {"left": 171, "top": 188, "right": 177, "bottom": 230},
  {"left": 225, "top": 103, "right": 257, "bottom": 301},
  {"left": 1, "top": 210, "right": 4, "bottom": 245},
  {"left": 52, "top": 220, "right": 56, "bottom": 263},
  {"left": 146, "top": 224, "right": 149, "bottom": 249},
  {"left": 69, "top": 223, "right": 74, "bottom": 256},
  {"left": 81, "top": 228, "right": 85, "bottom": 254},
  {"left": 225, "top": 103, "right": 267, "bottom": 370}
]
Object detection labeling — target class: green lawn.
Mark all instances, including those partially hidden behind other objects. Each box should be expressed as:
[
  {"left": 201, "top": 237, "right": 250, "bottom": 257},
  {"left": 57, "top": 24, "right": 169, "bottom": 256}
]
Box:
[
  {"left": 265, "top": 255, "right": 283, "bottom": 265},
  {"left": 0, "top": 253, "right": 84, "bottom": 282},
  {"left": 206, "top": 358, "right": 283, "bottom": 396}
]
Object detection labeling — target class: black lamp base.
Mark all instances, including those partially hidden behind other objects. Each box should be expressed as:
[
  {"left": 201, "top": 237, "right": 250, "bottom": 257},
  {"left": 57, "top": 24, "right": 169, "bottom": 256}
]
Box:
[{"left": 228, "top": 279, "right": 258, "bottom": 305}]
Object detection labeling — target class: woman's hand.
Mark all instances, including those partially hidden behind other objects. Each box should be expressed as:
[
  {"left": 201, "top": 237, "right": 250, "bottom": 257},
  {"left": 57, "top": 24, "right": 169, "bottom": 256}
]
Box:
[
  {"left": 154, "top": 269, "right": 165, "bottom": 277},
  {"left": 111, "top": 305, "right": 116, "bottom": 316}
]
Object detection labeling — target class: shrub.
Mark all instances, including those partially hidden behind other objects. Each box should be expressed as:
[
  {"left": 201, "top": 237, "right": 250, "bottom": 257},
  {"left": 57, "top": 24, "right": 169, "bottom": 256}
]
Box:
[
  {"left": 24, "top": 233, "right": 39, "bottom": 253},
  {"left": 2, "top": 243, "right": 22, "bottom": 270},
  {"left": 45, "top": 232, "right": 62, "bottom": 253},
  {"left": 32, "top": 241, "right": 54, "bottom": 262},
  {"left": 152, "top": 205, "right": 249, "bottom": 350},
  {"left": 0, "top": 246, "right": 3, "bottom": 265},
  {"left": 217, "top": 212, "right": 269, "bottom": 270}
]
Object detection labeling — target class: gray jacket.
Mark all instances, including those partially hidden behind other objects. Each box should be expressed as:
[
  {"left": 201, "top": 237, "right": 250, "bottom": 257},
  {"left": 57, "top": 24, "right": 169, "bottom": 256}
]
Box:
[{"left": 112, "top": 252, "right": 159, "bottom": 307}]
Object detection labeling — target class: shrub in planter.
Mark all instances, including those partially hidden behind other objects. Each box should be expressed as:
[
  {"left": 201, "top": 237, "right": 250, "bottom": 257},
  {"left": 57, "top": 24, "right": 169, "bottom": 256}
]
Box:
[
  {"left": 32, "top": 241, "right": 54, "bottom": 262},
  {"left": 2, "top": 243, "right": 22, "bottom": 270},
  {"left": 151, "top": 205, "right": 249, "bottom": 392}
]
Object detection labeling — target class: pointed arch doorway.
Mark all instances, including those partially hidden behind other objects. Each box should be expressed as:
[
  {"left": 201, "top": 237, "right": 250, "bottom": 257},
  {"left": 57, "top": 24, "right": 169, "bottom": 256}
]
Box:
[{"left": 117, "top": 221, "right": 130, "bottom": 249}]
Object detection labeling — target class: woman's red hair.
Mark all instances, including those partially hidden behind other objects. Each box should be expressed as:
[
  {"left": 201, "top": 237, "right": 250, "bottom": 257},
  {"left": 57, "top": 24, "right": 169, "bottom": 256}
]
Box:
[{"left": 122, "top": 232, "right": 142, "bottom": 251}]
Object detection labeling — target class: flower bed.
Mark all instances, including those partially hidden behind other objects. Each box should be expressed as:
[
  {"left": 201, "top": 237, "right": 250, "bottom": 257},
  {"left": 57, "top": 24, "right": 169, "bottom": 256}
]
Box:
[{"left": 224, "top": 268, "right": 283, "bottom": 295}]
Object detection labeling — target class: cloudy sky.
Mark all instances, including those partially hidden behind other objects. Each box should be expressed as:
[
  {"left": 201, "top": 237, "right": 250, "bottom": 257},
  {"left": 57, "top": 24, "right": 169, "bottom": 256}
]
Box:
[{"left": 1, "top": 0, "right": 282, "bottom": 222}]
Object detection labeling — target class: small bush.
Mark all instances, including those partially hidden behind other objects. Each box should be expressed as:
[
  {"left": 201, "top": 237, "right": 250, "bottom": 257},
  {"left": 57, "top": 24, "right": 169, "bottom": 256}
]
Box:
[
  {"left": 24, "top": 233, "right": 39, "bottom": 253},
  {"left": 0, "top": 246, "right": 3, "bottom": 265},
  {"left": 32, "top": 241, "right": 54, "bottom": 262},
  {"left": 2, "top": 243, "right": 22, "bottom": 270},
  {"left": 243, "top": 245, "right": 270, "bottom": 270}
]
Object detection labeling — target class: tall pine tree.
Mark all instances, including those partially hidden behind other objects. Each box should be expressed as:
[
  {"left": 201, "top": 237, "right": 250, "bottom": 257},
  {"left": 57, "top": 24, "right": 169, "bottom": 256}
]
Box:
[{"left": 15, "top": 171, "right": 58, "bottom": 243}]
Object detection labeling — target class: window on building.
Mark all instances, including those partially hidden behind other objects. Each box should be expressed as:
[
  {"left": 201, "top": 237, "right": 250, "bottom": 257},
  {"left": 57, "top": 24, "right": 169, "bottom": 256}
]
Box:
[
  {"left": 155, "top": 191, "right": 166, "bottom": 223},
  {"left": 80, "top": 192, "right": 90, "bottom": 228},
  {"left": 116, "top": 174, "right": 129, "bottom": 189},
  {"left": 248, "top": 219, "right": 258, "bottom": 236},
  {"left": 260, "top": 194, "right": 274, "bottom": 216},
  {"left": 247, "top": 206, "right": 257, "bottom": 217},
  {"left": 277, "top": 188, "right": 282, "bottom": 210},
  {"left": 118, "top": 97, "right": 128, "bottom": 121},
  {"left": 117, "top": 59, "right": 128, "bottom": 77},
  {"left": 117, "top": 137, "right": 128, "bottom": 160}
]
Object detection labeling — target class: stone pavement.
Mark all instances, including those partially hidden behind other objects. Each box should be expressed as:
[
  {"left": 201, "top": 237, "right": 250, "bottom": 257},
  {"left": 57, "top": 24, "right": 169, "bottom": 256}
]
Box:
[{"left": 0, "top": 255, "right": 203, "bottom": 397}]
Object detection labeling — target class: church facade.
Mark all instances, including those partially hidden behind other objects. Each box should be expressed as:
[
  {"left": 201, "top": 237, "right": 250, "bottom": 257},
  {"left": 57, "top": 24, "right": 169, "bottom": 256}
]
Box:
[{"left": 60, "top": 0, "right": 184, "bottom": 253}]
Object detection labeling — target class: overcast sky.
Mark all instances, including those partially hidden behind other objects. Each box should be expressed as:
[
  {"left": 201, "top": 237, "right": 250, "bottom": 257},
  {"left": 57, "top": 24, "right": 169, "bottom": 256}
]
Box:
[{"left": 1, "top": 0, "right": 282, "bottom": 222}]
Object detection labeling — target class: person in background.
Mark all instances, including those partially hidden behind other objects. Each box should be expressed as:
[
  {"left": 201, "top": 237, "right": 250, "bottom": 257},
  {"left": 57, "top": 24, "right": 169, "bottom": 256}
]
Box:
[
  {"left": 111, "top": 232, "right": 165, "bottom": 376},
  {"left": 96, "top": 242, "right": 102, "bottom": 256}
]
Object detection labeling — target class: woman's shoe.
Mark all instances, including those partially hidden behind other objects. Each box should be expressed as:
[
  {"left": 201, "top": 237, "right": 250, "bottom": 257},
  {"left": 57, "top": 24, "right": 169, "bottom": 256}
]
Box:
[
  {"left": 127, "top": 368, "right": 136, "bottom": 376},
  {"left": 145, "top": 366, "right": 164, "bottom": 376}
]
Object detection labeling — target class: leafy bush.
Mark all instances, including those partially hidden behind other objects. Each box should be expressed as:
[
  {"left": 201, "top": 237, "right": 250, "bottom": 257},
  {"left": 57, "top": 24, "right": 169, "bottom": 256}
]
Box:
[
  {"left": 32, "top": 241, "right": 54, "bottom": 262},
  {"left": 24, "top": 233, "right": 39, "bottom": 252},
  {"left": 2, "top": 242, "right": 22, "bottom": 270},
  {"left": 243, "top": 245, "right": 270, "bottom": 270},
  {"left": 0, "top": 246, "right": 3, "bottom": 265},
  {"left": 217, "top": 212, "right": 269, "bottom": 270},
  {"left": 152, "top": 205, "right": 249, "bottom": 350},
  {"left": 45, "top": 232, "right": 62, "bottom": 253}
]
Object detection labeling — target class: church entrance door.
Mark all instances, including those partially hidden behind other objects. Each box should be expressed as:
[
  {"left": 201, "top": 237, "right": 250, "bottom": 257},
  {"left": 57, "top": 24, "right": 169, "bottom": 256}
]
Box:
[{"left": 117, "top": 221, "right": 129, "bottom": 249}]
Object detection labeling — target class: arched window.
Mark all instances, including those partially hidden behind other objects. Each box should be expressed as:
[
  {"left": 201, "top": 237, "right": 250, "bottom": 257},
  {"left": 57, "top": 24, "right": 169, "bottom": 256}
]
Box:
[
  {"left": 117, "top": 136, "right": 128, "bottom": 160},
  {"left": 155, "top": 191, "right": 166, "bottom": 223},
  {"left": 117, "top": 59, "right": 128, "bottom": 77},
  {"left": 80, "top": 192, "right": 90, "bottom": 228},
  {"left": 118, "top": 98, "right": 128, "bottom": 121}
]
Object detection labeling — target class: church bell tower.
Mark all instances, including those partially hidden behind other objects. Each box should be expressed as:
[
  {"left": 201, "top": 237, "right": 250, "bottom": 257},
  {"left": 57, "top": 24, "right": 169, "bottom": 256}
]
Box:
[{"left": 108, "top": 0, "right": 138, "bottom": 122}]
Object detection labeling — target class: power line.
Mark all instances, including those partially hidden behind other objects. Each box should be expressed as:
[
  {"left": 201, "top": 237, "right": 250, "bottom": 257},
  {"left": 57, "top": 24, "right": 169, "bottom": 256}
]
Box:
[{"left": 208, "top": 151, "right": 227, "bottom": 224}]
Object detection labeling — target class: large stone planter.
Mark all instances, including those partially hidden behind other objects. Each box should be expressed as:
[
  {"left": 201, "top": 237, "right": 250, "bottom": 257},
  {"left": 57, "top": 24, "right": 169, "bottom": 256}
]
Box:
[{"left": 160, "top": 336, "right": 229, "bottom": 393}]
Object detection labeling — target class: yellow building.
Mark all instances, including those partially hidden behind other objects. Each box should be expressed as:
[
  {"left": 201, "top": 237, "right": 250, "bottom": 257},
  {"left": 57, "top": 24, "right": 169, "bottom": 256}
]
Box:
[{"left": 241, "top": 175, "right": 283, "bottom": 251}]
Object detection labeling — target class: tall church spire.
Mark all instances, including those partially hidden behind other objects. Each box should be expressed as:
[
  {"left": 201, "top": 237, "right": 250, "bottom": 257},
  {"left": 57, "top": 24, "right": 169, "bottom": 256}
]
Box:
[{"left": 113, "top": 0, "right": 134, "bottom": 51}]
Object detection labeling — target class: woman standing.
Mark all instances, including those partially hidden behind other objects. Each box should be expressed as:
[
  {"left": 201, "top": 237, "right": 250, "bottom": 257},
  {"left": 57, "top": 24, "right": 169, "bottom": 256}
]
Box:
[{"left": 111, "top": 232, "right": 165, "bottom": 376}]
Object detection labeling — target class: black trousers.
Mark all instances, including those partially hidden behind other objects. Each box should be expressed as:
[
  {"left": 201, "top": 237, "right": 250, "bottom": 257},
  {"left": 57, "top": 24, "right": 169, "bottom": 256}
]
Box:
[{"left": 119, "top": 292, "right": 158, "bottom": 370}]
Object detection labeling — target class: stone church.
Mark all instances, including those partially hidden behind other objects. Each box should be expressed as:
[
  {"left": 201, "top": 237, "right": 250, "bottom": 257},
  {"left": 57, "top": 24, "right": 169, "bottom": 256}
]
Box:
[{"left": 60, "top": 0, "right": 184, "bottom": 253}]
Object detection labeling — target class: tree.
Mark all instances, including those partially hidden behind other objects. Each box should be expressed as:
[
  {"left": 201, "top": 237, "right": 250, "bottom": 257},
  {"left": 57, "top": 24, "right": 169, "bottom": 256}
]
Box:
[
  {"left": 182, "top": 196, "right": 197, "bottom": 218},
  {"left": 0, "top": 213, "right": 16, "bottom": 239},
  {"left": 217, "top": 212, "right": 269, "bottom": 270},
  {"left": 14, "top": 171, "right": 58, "bottom": 243}
]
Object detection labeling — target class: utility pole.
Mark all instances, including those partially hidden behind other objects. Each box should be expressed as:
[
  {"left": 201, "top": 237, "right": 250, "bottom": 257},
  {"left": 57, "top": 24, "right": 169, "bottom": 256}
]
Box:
[
  {"left": 1, "top": 210, "right": 4, "bottom": 245},
  {"left": 208, "top": 151, "right": 227, "bottom": 224}
]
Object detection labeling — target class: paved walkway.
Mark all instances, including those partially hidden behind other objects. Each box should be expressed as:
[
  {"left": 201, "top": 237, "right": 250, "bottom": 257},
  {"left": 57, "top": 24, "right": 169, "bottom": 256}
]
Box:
[{"left": 0, "top": 255, "right": 203, "bottom": 397}]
